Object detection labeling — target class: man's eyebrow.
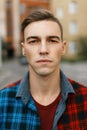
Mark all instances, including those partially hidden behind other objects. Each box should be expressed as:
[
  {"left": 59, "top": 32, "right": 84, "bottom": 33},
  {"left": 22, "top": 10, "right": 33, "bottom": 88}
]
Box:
[
  {"left": 48, "top": 36, "right": 61, "bottom": 40},
  {"left": 26, "top": 36, "right": 39, "bottom": 41},
  {"left": 26, "top": 36, "right": 61, "bottom": 41}
]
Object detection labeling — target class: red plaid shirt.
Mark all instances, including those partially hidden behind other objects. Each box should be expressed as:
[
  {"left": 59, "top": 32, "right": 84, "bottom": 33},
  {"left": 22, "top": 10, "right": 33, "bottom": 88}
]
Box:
[{"left": 57, "top": 79, "right": 87, "bottom": 130}]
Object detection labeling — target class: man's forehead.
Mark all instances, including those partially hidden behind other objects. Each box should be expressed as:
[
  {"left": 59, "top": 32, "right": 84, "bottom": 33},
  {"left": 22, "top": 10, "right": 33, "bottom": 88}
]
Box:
[{"left": 24, "top": 20, "right": 60, "bottom": 31}]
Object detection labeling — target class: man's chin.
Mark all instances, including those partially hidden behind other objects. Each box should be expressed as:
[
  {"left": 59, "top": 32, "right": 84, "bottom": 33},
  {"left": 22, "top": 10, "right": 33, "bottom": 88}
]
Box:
[{"left": 36, "top": 70, "right": 53, "bottom": 77}]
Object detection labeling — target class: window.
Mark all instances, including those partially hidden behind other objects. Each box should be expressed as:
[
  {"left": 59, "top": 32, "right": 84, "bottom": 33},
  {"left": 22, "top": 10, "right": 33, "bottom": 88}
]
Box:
[
  {"left": 6, "top": 0, "right": 12, "bottom": 8},
  {"left": 56, "top": 8, "right": 63, "bottom": 19},
  {"left": 69, "top": 1, "right": 77, "bottom": 14},
  {"left": 69, "top": 21, "right": 77, "bottom": 35},
  {"left": 6, "top": 9, "right": 13, "bottom": 37},
  {"left": 20, "top": 4, "right": 26, "bottom": 14},
  {"left": 68, "top": 41, "right": 77, "bottom": 54}
]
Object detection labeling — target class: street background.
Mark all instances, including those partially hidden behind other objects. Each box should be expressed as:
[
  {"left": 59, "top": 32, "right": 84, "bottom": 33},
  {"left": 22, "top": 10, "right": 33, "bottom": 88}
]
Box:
[{"left": 0, "top": 58, "right": 87, "bottom": 90}]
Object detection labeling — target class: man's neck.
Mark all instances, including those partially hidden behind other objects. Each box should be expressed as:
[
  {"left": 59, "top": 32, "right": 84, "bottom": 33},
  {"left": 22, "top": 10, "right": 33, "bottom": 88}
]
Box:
[{"left": 29, "top": 69, "right": 61, "bottom": 106}]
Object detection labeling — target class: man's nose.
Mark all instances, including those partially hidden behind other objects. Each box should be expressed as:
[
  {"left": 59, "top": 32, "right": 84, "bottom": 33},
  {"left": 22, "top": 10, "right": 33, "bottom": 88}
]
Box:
[{"left": 39, "top": 42, "right": 49, "bottom": 55}]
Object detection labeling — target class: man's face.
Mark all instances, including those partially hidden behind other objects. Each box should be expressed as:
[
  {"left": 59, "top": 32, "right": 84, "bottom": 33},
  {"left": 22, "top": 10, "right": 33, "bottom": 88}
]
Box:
[{"left": 21, "top": 20, "right": 66, "bottom": 76}]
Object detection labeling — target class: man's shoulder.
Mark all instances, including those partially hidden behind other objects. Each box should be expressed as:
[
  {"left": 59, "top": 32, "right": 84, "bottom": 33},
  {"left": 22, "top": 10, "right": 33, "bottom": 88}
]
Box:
[
  {"left": 68, "top": 78, "right": 87, "bottom": 95},
  {"left": 0, "top": 80, "right": 21, "bottom": 98}
]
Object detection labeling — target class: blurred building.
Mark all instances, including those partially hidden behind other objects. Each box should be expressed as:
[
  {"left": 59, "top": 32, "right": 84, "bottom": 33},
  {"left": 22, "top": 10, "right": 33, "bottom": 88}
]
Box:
[
  {"left": 51, "top": 0, "right": 87, "bottom": 59},
  {"left": 0, "top": 0, "right": 20, "bottom": 57},
  {"left": 20, "top": 0, "right": 50, "bottom": 21},
  {"left": 0, "top": 1, "right": 6, "bottom": 39}
]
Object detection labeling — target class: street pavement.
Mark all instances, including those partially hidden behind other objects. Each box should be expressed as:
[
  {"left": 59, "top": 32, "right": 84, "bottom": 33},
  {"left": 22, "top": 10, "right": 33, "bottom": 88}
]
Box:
[
  {"left": 0, "top": 58, "right": 87, "bottom": 90},
  {"left": 0, "top": 58, "right": 28, "bottom": 89}
]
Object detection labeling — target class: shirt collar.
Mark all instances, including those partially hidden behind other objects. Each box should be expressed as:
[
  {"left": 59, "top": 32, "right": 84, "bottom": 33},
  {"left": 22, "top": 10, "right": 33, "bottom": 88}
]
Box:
[
  {"left": 16, "top": 72, "right": 30, "bottom": 105},
  {"left": 16, "top": 70, "right": 75, "bottom": 105},
  {"left": 60, "top": 70, "right": 75, "bottom": 100}
]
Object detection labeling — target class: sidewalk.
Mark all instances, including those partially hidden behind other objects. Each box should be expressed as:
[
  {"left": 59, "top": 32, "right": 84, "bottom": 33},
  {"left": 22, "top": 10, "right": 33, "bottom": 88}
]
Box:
[
  {"left": 0, "top": 59, "right": 87, "bottom": 90},
  {"left": 0, "top": 58, "right": 28, "bottom": 89},
  {"left": 61, "top": 62, "right": 87, "bottom": 86}
]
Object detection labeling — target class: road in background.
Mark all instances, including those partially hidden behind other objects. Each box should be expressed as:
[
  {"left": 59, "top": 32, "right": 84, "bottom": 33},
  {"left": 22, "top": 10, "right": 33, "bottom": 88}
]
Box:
[
  {"left": 61, "top": 62, "right": 87, "bottom": 86},
  {"left": 0, "top": 58, "right": 87, "bottom": 90}
]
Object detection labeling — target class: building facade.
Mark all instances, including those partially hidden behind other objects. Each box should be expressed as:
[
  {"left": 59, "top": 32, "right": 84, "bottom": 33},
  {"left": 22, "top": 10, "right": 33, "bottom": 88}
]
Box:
[
  {"left": 51, "top": 0, "right": 87, "bottom": 59},
  {"left": 0, "top": 0, "right": 6, "bottom": 39}
]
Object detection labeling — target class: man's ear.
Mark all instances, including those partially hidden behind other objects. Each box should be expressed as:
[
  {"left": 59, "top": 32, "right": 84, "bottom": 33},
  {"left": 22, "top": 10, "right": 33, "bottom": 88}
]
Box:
[
  {"left": 62, "top": 41, "right": 67, "bottom": 55},
  {"left": 21, "top": 42, "right": 25, "bottom": 56}
]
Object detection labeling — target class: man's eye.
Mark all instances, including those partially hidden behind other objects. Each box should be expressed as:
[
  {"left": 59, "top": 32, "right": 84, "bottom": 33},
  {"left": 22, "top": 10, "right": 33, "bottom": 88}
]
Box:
[
  {"left": 49, "top": 39, "right": 59, "bottom": 43},
  {"left": 28, "top": 40, "right": 38, "bottom": 44}
]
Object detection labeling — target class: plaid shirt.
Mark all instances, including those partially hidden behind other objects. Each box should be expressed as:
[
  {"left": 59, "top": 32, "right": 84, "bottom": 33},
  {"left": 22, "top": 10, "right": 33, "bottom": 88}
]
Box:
[{"left": 0, "top": 71, "right": 87, "bottom": 130}]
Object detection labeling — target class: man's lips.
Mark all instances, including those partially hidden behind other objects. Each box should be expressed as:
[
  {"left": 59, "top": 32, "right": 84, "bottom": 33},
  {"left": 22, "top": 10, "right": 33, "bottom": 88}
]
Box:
[{"left": 36, "top": 59, "right": 52, "bottom": 63}]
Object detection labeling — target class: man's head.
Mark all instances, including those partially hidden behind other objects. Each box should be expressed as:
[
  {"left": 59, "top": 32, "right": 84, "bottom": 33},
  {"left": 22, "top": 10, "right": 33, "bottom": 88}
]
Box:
[
  {"left": 21, "top": 9, "right": 63, "bottom": 41},
  {"left": 21, "top": 9, "right": 66, "bottom": 76}
]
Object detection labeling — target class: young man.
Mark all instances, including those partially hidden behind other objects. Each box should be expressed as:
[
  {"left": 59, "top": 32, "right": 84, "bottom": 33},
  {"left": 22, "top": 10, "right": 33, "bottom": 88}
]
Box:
[{"left": 0, "top": 9, "right": 87, "bottom": 130}]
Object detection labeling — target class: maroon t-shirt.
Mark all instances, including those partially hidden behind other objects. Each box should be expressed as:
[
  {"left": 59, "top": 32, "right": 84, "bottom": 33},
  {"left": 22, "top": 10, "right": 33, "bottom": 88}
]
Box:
[{"left": 33, "top": 93, "right": 61, "bottom": 130}]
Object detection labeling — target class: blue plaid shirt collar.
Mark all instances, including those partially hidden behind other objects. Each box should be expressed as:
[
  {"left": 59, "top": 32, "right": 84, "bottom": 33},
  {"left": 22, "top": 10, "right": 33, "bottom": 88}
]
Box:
[
  {"left": 16, "top": 70, "right": 75, "bottom": 106},
  {"left": 16, "top": 72, "right": 37, "bottom": 111}
]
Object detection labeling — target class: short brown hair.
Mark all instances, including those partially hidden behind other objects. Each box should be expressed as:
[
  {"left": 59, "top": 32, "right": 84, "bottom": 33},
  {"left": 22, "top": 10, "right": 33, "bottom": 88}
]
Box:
[{"left": 21, "top": 9, "right": 63, "bottom": 41}]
